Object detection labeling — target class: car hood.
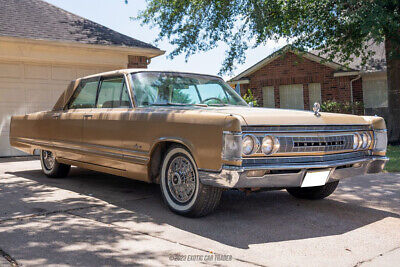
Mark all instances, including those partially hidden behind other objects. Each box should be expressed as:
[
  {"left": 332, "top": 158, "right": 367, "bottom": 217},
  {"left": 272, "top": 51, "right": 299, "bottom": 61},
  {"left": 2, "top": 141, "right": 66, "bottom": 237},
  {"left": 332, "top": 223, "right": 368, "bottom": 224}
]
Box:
[
  {"left": 208, "top": 106, "right": 370, "bottom": 125},
  {"left": 143, "top": 106, "right": 372, "bottom": 126}
]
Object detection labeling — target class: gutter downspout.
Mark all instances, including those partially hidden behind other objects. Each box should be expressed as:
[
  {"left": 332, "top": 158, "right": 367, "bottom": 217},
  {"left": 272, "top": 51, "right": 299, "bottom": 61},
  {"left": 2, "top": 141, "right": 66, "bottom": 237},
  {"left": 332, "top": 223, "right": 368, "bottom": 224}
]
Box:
[{"left": 350, "top": 75, "right": 361, "bottom": 114}]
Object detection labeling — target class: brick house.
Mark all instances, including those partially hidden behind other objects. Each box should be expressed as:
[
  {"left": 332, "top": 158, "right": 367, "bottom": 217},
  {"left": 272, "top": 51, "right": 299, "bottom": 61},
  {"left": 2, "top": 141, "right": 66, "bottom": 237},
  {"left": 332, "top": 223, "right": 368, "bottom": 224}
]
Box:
[
  {"left": 229, "top": 44, "right": 387, "bottom": 117},
  {"left": 0, "top": 0, "right": 164, "bottom": 156}
]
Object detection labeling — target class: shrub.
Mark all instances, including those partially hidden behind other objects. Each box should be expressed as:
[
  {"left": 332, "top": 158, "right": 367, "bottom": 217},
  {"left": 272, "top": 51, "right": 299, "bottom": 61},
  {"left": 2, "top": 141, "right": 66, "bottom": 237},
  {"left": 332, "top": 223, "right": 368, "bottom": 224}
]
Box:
[
  {"left": 320, "top": 100, "right": 364, "bottom": 115},
  {"left": 242, "top": 89, "right": 259, "bottom": 107}
]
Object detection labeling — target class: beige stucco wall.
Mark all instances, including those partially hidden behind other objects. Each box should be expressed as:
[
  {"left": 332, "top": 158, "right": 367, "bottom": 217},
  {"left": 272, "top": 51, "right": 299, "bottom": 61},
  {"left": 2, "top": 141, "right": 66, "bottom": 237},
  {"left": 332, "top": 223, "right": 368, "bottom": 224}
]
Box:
[{"left": 0, "top": 37, "right": 161, "bottom": 156}]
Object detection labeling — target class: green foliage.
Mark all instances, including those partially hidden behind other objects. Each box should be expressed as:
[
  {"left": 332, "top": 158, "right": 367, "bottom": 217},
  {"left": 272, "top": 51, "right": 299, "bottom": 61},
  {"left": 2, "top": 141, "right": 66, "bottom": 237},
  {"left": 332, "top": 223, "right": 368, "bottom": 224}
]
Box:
[
  {"left": 385, "top": 145, "right": 400, "bottom": 172},
  {"left": 136, "top": 0, "right": 400, "bottom": 75},
  {"left": 320, "top": 100, "right": 364, "bottom": 115},
  {"left": 242, "top": 89, "right": 259, "bottom": 107}
]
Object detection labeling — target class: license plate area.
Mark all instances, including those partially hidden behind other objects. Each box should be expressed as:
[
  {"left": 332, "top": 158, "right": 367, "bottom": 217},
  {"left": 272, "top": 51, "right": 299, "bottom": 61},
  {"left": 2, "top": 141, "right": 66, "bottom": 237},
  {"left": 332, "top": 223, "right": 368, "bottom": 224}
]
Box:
[{"left": 301, "top": 169, "right": 331, "bottom": 187}]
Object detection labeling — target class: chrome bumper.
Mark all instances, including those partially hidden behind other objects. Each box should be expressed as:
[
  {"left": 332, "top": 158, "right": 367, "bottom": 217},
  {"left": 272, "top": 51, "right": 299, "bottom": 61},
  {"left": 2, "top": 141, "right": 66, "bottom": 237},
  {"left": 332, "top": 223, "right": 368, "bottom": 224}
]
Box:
[{"left": 199, "top": 156, "right": 388, "bottom": 188}]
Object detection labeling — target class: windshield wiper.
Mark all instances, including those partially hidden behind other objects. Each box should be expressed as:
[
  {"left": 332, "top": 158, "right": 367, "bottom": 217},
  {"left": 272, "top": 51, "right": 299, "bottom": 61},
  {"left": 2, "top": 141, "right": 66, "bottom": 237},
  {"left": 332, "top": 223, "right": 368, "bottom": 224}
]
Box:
[
  {"left": 149, "top": 103, "right": 190, "bottom": 106},
  {"left": 208, "top": 103, "right": 228, "bottom": 106}
]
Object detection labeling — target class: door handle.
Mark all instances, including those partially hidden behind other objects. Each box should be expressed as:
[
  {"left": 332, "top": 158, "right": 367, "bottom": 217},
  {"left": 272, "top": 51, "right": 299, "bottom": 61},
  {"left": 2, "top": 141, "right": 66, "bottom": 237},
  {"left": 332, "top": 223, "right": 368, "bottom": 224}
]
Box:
[
  {"left": 52, "top": 114, "right": 60, "bottom": 119},
  {"left": 83, "top": 114, "right": 93, "bottom": 118}
]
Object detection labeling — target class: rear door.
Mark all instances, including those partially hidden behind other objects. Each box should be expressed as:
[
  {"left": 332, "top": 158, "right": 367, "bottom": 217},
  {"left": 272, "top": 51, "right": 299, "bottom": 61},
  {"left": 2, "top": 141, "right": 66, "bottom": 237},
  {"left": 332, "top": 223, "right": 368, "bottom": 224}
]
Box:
[{"left": 81, "top": 75, "right": 132, "bottom": 171}]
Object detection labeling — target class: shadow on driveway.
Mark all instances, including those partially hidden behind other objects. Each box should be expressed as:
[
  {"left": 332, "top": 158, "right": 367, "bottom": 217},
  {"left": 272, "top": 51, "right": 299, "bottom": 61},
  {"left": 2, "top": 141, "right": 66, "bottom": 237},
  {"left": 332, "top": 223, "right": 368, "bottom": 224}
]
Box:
[{"left": 5, "top": 166, "right": 399, "bottom": 250}]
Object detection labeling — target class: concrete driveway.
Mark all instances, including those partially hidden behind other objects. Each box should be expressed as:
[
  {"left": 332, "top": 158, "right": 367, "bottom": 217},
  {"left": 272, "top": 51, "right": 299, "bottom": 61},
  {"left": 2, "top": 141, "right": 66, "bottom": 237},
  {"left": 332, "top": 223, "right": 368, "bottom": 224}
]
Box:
[{"left": 0, "top": 158, "right": 399, "bottom": 266}]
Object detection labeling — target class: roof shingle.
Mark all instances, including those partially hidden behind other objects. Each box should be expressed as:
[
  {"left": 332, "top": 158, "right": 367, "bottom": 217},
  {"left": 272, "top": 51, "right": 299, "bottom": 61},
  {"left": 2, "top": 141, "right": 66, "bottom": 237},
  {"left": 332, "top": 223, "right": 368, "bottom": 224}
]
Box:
[{"left": 0, "top": 0, "right": 159, "bottom": 50}]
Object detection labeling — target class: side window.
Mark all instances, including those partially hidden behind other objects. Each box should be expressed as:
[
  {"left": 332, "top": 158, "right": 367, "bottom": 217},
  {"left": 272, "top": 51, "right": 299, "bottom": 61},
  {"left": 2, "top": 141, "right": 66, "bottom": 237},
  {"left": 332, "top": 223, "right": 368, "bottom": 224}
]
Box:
[
  {"left": 97, "top": 76, "right": 131, "bottom": 108},
  {"left": 68, "top": 79, "right": 99, "bottom": 109}
]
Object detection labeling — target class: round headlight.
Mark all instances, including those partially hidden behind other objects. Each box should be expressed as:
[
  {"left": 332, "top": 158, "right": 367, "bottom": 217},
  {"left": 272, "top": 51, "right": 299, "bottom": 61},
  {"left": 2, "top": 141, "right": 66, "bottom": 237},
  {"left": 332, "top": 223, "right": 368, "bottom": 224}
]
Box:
[
  {"left": 353, "top": 133, "right": 362, "bottom": 150},
  {"left": 262, "top": 135, "right": 280, "bottom": 155},
  {"left": 361, "top": 132, "right": 372, "bottom": 149},
  {"left": 242, "top": 134, "right": 259, "bottom": 155}
]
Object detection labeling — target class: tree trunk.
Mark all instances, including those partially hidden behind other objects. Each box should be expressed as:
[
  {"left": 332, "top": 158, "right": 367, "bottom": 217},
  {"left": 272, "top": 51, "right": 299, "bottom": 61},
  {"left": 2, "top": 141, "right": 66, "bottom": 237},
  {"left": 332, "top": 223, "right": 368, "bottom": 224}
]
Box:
[{"left": 385, "top": 37, "right": 400, "bottom": 143}]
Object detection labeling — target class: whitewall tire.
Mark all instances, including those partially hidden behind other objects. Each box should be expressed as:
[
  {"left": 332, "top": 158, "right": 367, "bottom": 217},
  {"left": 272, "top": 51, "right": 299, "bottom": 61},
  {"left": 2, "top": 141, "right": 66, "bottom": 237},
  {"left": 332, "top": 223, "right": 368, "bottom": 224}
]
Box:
[
  {"left": 160, "top": 145, "right": 222, "bottom": 217},
  {"left": 40, "top": 150, "right": 71, "bottom": 178}
]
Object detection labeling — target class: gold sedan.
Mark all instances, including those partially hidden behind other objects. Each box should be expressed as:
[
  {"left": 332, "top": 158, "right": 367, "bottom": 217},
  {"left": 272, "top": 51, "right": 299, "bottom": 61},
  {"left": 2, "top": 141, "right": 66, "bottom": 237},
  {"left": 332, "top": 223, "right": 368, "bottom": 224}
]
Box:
[{"left": 10, "top": 69, "right": 388, "bottom": 217}]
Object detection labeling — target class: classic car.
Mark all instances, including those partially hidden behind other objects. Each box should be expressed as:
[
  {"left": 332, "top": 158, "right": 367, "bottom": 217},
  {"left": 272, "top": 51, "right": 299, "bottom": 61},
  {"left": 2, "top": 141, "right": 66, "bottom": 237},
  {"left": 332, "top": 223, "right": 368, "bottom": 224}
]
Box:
[{"left": 10, "top": 69, "right": 388, "bottom": 217}]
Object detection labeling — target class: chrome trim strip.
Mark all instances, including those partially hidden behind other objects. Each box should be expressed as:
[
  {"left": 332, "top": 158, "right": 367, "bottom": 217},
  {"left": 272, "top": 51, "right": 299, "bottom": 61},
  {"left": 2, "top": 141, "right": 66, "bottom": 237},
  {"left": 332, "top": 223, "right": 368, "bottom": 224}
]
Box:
[
  {"left": 13, "top": 137, "right": 148, "bottom": 164},
  {"left": 225, "top": 156, "right": 388, "bottom": 171},
  {"left": 242, "top": 125, "right": 372, "bottom": 133}
]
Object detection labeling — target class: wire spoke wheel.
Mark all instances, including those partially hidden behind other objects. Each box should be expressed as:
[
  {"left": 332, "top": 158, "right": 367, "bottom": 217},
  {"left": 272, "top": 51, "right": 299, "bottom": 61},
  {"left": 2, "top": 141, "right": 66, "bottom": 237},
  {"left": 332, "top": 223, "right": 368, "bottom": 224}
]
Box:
[
  {"left": 42, "top": 150, "right": 55, "bottom": 170},
  {"left": 167, "top": 156, "right": 196, "bottom": 203}
]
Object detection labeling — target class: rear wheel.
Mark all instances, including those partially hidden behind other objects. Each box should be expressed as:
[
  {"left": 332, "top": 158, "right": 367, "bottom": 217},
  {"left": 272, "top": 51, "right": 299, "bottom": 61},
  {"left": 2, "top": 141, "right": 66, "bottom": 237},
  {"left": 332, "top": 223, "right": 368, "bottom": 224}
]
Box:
[
  {"left": 286, "top": 181, "right": 339, "bottom": 200},
  {"left": 40, "top": 150, "right": 71, "bottom": 178},
  {"left": 160, "top": 145, "right": 222, "bottom": 217}
]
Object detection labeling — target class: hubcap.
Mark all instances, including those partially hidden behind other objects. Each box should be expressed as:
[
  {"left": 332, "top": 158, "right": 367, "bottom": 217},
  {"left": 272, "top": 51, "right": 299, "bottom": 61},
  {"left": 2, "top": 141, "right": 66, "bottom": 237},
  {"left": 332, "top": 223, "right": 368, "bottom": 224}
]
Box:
[
  {"left": 42, "top": 151, "right": 55, "bottom": 170},
  {"left": 167, "top": 156, "right": 196, "bottom": 203}
]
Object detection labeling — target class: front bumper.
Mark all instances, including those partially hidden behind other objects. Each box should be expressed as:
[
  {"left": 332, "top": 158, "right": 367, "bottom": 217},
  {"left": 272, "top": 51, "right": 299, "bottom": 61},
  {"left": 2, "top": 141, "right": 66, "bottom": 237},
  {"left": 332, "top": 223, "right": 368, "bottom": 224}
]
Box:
[{"left": 199, "top": 156, "right": 388, "bottom": 188}]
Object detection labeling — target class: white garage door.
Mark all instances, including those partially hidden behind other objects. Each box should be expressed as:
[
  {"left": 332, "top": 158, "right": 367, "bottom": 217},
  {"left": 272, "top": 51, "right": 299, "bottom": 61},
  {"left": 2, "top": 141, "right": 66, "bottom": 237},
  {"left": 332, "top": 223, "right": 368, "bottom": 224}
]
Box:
[
  {"left": 279, "top": 84, "right": 304, "bottom": 110},
  {"left": 0, "top": 61, "right": 111, "bottom": 157}
]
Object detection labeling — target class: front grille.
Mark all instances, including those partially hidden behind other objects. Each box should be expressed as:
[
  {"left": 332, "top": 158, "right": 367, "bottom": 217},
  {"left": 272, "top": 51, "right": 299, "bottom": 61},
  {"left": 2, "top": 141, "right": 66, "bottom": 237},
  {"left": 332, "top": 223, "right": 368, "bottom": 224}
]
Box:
[
  {"left": 242, "top": 151, "right": 368, "bottom": 167},
  {"left": 242, "top": 125, "right": 371, "bottom": 155},
  {"left": 294, "top": 140, "right": 344, "bottom": 147},
  {"left": 277, "top": 135, "right": 354, "bottom": 153}
]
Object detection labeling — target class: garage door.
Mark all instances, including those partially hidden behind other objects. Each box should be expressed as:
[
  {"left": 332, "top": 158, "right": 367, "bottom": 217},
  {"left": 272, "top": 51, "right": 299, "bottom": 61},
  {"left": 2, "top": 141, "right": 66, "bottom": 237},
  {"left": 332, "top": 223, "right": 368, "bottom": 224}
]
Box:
[
  {"left": 279, "top": 84, "right": 304, "bottom": 110},
  {"left": 0, "top": 61, "right": 110, "bottom": 157}
]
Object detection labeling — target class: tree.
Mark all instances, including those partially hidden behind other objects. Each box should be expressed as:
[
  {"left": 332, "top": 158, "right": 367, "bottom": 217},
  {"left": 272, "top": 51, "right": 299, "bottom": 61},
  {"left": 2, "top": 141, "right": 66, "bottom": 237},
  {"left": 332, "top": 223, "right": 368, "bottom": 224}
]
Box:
[{"left": 137, "top": 0, "right": 400, "bottom": 142}]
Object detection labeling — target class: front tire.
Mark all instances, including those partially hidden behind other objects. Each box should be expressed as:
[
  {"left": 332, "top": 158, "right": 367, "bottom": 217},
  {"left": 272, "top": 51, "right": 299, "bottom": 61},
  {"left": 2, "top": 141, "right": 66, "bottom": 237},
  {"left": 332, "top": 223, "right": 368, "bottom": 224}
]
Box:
[
  {"left": 160, "top": 145, "right": 222, "bottom": 217},
  {"left": 40, "top": 150, "right": 71, "bottom": 178},
  {"left": 286, "top": 181, "right": 339, "bottom": 200}
]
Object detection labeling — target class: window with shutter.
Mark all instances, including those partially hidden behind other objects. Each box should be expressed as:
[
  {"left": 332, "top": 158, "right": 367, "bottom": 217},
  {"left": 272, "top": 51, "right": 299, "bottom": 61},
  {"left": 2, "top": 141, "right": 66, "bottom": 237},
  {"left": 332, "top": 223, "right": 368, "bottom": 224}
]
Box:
[
  {"left": 308, "top": 83, "right": 322, "bottom": 110},
  {"left": 262, "top": 86, "right": 275, "bottom": 108},
  {"left": 279, "top": 84, "right": 304, "bottom": 110}
]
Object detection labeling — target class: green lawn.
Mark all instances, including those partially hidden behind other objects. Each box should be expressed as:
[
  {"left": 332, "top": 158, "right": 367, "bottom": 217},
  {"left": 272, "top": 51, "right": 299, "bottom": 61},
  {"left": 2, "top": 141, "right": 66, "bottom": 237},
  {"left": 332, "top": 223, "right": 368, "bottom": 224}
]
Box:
[{"left": 385, "top": 145, "right": 400, "bottom": 172}]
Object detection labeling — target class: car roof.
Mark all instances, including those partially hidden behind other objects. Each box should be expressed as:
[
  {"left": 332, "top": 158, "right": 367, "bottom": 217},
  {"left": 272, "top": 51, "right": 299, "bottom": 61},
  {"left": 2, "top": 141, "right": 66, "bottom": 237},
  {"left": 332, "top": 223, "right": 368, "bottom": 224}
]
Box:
[{"left": 81, "top": 69, "right": 222, "bottom": 80}]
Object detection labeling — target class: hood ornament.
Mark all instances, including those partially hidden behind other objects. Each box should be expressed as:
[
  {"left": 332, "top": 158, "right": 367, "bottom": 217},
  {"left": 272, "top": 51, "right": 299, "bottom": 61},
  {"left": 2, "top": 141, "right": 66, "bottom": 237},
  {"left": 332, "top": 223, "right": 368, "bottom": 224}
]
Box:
[{"left": 313, "top": 102, "right": 321, "bottom": 117}]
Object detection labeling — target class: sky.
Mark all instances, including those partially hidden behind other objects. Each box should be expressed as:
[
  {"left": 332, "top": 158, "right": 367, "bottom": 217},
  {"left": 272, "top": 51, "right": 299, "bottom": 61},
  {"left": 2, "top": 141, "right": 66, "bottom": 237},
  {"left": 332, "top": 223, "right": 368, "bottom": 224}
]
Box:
[{"left": 44, "top": 0, "right": 287, "bottom": 80}]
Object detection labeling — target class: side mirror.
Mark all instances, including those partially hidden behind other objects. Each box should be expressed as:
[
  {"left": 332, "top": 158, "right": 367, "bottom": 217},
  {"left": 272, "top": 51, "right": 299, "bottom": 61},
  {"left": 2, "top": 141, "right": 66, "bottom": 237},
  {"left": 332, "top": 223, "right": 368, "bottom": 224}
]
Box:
[{"left": 248, "top": 102, "right": 254, "bottom": 107}]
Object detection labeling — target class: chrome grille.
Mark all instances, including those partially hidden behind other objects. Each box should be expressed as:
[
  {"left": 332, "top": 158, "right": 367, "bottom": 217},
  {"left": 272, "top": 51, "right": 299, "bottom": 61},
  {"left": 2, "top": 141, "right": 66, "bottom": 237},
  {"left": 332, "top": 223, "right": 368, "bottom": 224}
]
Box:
[
  {"left": 276, "top": 135, "right": 354, "bottom": 153},
  {"left": 242, "top": 125, "right": 371, "bottom": 155}
]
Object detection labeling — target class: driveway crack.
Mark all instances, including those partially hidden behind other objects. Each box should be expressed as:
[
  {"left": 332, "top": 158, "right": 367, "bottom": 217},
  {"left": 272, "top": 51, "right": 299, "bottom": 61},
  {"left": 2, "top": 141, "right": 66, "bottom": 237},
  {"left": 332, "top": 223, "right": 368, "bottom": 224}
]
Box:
[
  {"left": 354, "top": 246, "right": 400, "bottom": 266},
  {"left": 0, "top": 204, "right": 104, "bottom": 224}
]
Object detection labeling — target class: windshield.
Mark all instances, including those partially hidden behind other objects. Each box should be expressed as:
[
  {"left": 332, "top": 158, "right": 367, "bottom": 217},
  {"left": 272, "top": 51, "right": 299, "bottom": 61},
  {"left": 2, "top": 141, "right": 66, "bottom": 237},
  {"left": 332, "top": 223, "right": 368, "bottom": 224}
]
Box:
[{"left": 130, "top": 72, "right": 248, "bottom": 107}]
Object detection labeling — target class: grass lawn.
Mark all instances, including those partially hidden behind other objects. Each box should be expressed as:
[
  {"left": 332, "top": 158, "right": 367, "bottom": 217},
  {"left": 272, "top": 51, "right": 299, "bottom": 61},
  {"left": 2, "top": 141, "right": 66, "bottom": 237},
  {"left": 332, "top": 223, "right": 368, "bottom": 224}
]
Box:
[{"left": 385, "top": 145, "right": 400, "bottom": 172}]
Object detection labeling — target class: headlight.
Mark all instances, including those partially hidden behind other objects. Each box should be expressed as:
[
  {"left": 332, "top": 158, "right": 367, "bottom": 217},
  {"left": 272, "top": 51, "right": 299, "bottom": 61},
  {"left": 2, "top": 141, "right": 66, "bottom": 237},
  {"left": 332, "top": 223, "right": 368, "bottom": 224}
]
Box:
[
  {"left": 262, "top": 135, "right": 280, "bottom": 155},
  {"left": 222, "top": 132, "right": 242, "bottom": 160},
  {"left": 242, "top": 134, "right": 259, "bottom": 156},
  {"left": 353, "top": 133, "right": 362, "bottom": 150},
  {"left": 373, "top": 129, "right": 387, "bottom": 152},
  {"left": 361, "top": 132, "right": 372, "bottom": 149}
]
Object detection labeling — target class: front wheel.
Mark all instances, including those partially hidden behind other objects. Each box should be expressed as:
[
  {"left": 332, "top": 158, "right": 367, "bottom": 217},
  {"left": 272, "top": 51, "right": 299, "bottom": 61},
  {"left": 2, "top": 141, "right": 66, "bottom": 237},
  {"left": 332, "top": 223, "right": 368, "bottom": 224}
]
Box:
[
  {"left": 40, "top": 150, "right": 71, "bottom": 178},
  {"left": 160, "top": 145, "right": 222, "bottom": 217},
  {"left": 286, "top": 181, "right": 339, "bottom": 200}
]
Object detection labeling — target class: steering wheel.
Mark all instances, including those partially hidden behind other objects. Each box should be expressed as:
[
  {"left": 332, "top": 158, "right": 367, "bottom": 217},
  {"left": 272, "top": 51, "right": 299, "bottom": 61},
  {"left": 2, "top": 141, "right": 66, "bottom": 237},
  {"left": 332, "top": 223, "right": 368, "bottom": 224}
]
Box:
[{"left": 200, "top": 97, "right": 224, "bottom": 104}]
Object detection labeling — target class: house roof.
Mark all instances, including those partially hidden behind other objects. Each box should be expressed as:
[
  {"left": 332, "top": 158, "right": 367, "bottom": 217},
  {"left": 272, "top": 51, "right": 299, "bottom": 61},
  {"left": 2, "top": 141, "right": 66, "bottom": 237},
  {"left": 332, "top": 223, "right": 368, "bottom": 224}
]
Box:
[
  {"left": 311, "top": 42, "right": 386, "bottom": 72},
  {"left": 0, "top": 0, "right": 161, "bottom": 52},
  {"left": 229, "top": 43, "right": 386, "bottom": 82}
]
